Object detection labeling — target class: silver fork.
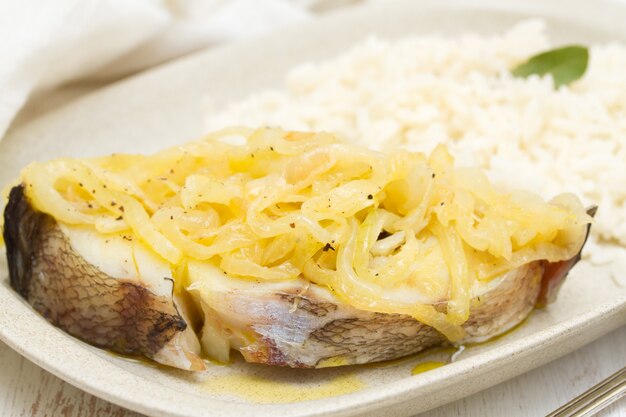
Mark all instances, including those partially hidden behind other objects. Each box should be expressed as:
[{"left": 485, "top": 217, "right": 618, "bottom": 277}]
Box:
[{"left": 546, "top": 366, "right": 626, "bottom": 417}]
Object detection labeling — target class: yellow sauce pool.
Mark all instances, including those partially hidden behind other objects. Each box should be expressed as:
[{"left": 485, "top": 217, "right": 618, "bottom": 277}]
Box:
[
  {"left": 203, "top": 372, "right": 366, "bottom": 403},
  {"left": 411, "top": 361, "right": 446, "bottom": 375}
]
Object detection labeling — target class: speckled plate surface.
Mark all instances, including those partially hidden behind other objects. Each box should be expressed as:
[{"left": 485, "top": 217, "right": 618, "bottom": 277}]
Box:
[{"left": 1, "top": 1, "right": 626, "bottom": 416}]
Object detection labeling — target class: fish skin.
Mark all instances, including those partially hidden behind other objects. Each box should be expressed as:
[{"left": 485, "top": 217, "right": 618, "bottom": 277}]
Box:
[
  {"left": 537, "top": 206, "right": 596, "bottom": 307},
  {"left": 194, "top": 262, "right": 544, "bottom": 368},
  {"left": 3, "top": 185, "right": 205, "bottom": 370}
]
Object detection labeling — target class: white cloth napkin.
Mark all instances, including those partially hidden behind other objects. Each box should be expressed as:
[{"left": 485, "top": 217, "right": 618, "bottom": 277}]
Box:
[{"left": 0, "top": 0, "right": 323, "bottom": 138}]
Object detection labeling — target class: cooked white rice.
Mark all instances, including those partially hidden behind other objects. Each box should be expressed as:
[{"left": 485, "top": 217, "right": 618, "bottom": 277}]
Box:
[{"left": 205, "top": 20, "right": 626, "bottom": 283}]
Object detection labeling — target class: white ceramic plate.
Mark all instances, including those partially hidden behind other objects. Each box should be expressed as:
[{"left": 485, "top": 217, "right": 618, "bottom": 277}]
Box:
[{"left": 1, "top": 1, "right": 626, "bottom": 416}]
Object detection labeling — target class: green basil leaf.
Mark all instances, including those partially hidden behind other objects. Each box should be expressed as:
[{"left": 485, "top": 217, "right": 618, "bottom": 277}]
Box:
[{"left": 511, "top": 45, "right": 589, "bottom": 88}]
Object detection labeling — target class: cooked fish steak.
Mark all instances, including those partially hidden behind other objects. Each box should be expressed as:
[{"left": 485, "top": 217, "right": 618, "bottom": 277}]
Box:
[
  {"left": 4, "top": 183, "right": 590, "bottom": 369},
  {"left": 2, "top": 128, "right": 593, "bottom": 370}
]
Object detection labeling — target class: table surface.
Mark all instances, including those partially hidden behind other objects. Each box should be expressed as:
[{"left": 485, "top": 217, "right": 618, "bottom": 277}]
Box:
[{"left": 0, "top": 326, "right": 624, "bottom": 417}]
